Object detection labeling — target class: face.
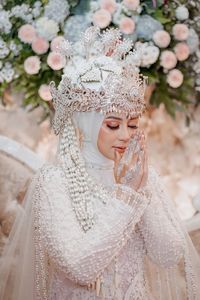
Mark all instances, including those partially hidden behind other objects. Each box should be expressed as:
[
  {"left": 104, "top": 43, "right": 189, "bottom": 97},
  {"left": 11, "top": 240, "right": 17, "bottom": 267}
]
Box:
[{"left": 97, "top": 113, "right": 139, "bottom": 161}]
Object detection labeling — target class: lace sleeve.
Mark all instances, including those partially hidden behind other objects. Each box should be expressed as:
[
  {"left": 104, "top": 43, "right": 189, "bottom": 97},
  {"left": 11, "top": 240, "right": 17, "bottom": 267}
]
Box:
[
  {"left": 138, "top": 167, "right": 184, "bottom": 268},
  {"left": 33, "top": 165, "right": 149, "bottom": 286}
]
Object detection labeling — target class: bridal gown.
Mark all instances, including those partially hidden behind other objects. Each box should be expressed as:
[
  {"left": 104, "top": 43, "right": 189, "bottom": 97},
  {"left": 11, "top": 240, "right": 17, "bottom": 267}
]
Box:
[{"left": 32, "top": 163, "right": 191, "bottom": 300}]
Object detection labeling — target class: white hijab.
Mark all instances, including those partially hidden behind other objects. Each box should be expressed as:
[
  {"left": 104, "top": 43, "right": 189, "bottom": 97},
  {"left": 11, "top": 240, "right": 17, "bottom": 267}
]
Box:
[{"left": 73, "top": 111, "right": 115, "bottom": 186}]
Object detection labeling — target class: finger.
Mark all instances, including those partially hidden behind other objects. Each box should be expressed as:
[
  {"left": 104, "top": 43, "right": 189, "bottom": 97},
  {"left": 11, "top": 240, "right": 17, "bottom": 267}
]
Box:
[
  {"left": 114, "top": 150, "right": 121, "bottom": 167},
  {"left": 134, "top": 148, "right": 145, "bottom": 190},
  {"left": 114, "top": 150, "right": 123, "bottom": 182},
  {"left": 139, "top": 148, "right": 148, "bottom": 189}
]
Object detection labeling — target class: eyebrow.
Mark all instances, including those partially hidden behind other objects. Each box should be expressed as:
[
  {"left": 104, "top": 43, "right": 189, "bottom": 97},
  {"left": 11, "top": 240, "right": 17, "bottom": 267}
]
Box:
[{"left": 105, "top": 116, "right": 138, "bottom": 120}]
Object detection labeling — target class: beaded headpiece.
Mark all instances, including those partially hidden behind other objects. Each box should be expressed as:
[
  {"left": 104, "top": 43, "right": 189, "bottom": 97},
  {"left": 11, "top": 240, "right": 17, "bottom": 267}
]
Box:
[{"left": 50, "top": 26, "right": 147, "bottom": 135}]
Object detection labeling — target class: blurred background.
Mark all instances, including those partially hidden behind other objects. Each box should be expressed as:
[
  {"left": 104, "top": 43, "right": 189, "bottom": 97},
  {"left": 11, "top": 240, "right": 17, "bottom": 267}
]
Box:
[{"left": 0, "top": 0, "right": 200, "bottom": 253}]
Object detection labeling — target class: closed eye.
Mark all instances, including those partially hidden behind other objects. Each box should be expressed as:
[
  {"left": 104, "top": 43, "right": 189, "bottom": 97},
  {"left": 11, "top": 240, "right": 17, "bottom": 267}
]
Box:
[
  {"left": 128, "top": 125, "right": 138, "bottom": 129},
  {"left": 107, "top": 125, "right": 119, "bottom": 130}
]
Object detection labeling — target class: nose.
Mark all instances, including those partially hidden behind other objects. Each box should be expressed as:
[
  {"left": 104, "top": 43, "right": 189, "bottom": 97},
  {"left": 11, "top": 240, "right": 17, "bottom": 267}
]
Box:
[{"left": 118, "top": 126, "right": 131, "bottom": 142}]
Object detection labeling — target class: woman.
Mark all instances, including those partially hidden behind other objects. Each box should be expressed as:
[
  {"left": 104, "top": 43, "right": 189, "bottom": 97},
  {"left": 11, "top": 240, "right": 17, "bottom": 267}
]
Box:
[{"left": 0, "top": 26, "right": 200, "bottom": 300}]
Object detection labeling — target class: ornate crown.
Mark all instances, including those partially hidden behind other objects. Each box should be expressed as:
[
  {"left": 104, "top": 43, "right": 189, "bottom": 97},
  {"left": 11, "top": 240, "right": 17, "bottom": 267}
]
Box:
[{"left": 50, "top": 26, "right": 147, "bottom": 135}]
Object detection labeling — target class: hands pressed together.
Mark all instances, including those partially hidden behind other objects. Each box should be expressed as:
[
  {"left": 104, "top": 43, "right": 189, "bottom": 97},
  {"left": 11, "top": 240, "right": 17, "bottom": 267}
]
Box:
[{"left": 114, "top": 130, "right": 148, "bottom": 191}]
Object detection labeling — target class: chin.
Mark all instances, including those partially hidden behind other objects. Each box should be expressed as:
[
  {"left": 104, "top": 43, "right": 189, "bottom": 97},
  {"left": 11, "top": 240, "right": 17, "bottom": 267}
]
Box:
[{"left": 101, "top": 151, "right": 115, "bottom": 161}]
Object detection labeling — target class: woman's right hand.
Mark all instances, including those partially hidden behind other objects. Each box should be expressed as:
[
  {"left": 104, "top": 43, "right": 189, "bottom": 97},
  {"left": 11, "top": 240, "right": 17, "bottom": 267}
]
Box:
[{"left": 113, "top": 130, "right": 148, "bottom": 191}]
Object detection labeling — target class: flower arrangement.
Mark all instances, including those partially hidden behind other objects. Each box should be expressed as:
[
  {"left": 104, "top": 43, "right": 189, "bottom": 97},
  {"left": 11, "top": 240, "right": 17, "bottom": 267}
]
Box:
[
  {"left": 0, "top": 0, "right": 200, "bottom": 117},
  {"left": 0, "top": 0, "right": 79, "bottom": 111},
  {"left": 90, "top": 0, "right": 200, "bottom": 116}
]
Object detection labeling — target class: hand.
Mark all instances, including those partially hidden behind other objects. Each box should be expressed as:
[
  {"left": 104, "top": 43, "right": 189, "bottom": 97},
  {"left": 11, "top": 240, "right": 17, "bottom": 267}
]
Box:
[{"left": 114, "top": 130, "right": 148, "bottom": 191}]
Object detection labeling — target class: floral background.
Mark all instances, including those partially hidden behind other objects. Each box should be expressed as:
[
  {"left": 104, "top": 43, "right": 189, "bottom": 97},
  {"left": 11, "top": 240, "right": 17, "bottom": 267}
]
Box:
[{"left": 1, "top": 0, "right": 200, "bottom": 115}]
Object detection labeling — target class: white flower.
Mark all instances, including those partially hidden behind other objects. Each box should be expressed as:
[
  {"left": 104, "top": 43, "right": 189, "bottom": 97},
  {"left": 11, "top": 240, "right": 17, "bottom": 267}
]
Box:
[
  {"left": 187, "top": 29, "right": 199, "bottom": 54},
  {"left": 11, "top": 4, "right": 33, "bottom": 23},
  {"left": 0, "top": 63, "right": 15, "bottom": 83},
  {"left": 36, "top": 17, "right": 59, "bottom": 41},
  {"left": 175, "top": 6, "right": 189, "bottom": 21},
  {"left": 64, "top": 15, "right": 91, "bottom": 42},
  {"left": 0, "top": 10, "right": 12, "bottom": 34},
  {"left": 9, "top": 41, "right": 22, "bottom": 56},
  {"left": 134, "top": 42, "right": 160, "bottom": 67},
  {"left": 32, "top": 7, "right": 42, "bottom": 18},
  {"left": 32, "top": 1, "right": 42, "bottom": 18},
  {"left": 0, "top": 39, "right": 9, "bottom": 59},
  {"left": 44, "top": 0, "right": 70, "bottom": 23},
  {"left": 90, "top": 1, "right": 100, "bottom": 12},
  {"left": 136, "top": 15, "right": 163, "bottom": 41}
]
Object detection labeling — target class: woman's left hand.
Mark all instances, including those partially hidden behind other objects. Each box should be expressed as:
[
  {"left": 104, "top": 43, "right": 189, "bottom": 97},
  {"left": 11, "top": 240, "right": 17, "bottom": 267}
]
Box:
[{"left": 114, "top": 130, "right": 148, "bottom": 191}]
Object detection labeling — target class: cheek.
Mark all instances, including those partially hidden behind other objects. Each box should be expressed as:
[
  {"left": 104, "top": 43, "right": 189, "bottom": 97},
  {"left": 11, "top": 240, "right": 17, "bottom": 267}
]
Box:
[{"left": 97, "top": 126, "right": 116, "bottom": 159}]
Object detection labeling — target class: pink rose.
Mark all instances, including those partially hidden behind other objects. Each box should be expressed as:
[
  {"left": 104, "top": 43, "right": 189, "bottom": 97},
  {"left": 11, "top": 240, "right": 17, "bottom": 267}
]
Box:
[
  {"left": 160, "top": 50, "right": 177, "bottom": 69},
  {"left": 123, "top": 0, "right": 140, "bottom": 10},
  {"left": 18, "top": 24, "right": 37, "bottom": 44},
  {"left": 32, "top": 37, "right": 49, "bottom": 55},
  {"left": 167, "top": 69, "right": 183, "bottom": 88},
  {"left": 119, "top": 17, "right": 135, "bottom": 35},
  {"left": 172, "top": 24, "right": 189, "bottom": 41},
  {"left": 47, "top": 52, "right": 66, "bottom": 70},
  {"left": 24, "top": 56, "right": 41, "bottom": 75},
  {"left": 174, "top": 42, "right": 190, "bottom": 61},
  {"left": 92, "top": 9, "right": 112, "bottom": 29},
  {"left": 38, "top": 84, "right": 52, "bottom": 101},
  {"left": 100, "top": 0, "right": 117, "bottom": 14},
  {"left": 50, "top": 36, "right": 65, "bottom": 52},
  {"left": 153, "top": 30, "right": 171, "bottom": 48}
]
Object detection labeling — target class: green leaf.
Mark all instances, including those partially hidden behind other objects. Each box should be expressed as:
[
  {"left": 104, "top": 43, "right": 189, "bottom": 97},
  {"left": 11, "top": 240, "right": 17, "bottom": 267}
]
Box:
[{"left": 153, "top": 9, "right": 171, "bottom": 24}]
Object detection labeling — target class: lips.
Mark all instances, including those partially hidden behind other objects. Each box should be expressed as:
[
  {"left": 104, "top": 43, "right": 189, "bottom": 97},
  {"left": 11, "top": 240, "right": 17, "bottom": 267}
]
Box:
[{"left": 113, "top": 146, "right": 127, "bottom": 153}]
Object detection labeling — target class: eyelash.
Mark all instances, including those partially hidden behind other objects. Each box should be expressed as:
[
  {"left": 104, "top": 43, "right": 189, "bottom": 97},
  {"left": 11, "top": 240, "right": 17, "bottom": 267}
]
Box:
[{"left": 107, "top": 125, "right": 138, "bottom": 130}]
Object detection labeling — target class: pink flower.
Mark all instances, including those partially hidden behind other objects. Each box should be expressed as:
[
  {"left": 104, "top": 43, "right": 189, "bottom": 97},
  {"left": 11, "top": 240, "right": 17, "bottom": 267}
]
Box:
[
  {"left": 160, "top": 50, "right": 177, "bottom": 69},
  {"left": 172, "top": 24, "right": 189, "bottom": 41},
  {"left": 50, "top": 36, "right": 65, "bottom": 52},
  {"left": 18, "top": 24, "right": 37, "bottom": 44},
  {"left": 153, "top": 30, "right": 171, "bottom": 48},
  {"left": 32, "top": 37, "right": 49, "bottom": 55},
  {"left": 174, "top": 42, "right": 190, "bottom": 61},
  {"left": 167, "top": 69, "right": 183, "bottom": 88},
  {"left": 92, "top": 9, "right": 112, "bottom": 29},
  {"left": 123, "top": 0, "right": 140, "bottom": 10},
  {"left": 24, "top": 56, "right": 41, "bottom": 75},
  {"left": 119, "top": 17, "right": 135, "bottom": 35},
  {"left": 47, "top": 52, "right": 66, "bottom": 70},
  {"left": 100, "top": 0, "right": 117, "bottom": 14},
  {"left": 38, "top": 84, "right": 52, "bottom": 101}
]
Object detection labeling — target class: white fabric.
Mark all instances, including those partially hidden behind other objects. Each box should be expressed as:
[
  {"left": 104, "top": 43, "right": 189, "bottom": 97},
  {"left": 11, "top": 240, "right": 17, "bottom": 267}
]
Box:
[{"left": 73, "top": 111, "right": 115, "bottom": 186}]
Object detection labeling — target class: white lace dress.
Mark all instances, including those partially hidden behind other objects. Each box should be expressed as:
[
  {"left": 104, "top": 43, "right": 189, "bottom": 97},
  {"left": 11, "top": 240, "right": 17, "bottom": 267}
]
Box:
[{"left": 33, "top": 163, "right": 185, "bottom": 300}]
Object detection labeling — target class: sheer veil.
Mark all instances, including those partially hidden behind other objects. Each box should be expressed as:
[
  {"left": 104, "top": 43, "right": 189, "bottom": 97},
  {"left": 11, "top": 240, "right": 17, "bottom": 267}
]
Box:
[{"left": 0, "top": 173, "right": 37, "bottom": 300}]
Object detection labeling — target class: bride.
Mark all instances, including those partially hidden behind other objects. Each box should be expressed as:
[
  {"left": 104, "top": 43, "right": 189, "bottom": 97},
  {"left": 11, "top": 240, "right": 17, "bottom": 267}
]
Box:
[{"left": 0, "top": 27, "right": 200, "bottom": 300}]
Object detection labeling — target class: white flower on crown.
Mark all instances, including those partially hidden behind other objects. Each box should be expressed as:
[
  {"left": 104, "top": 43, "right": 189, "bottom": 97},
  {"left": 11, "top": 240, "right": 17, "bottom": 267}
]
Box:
[{"left": 63, "top": 55, "right": 122, "bottom": 90}]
